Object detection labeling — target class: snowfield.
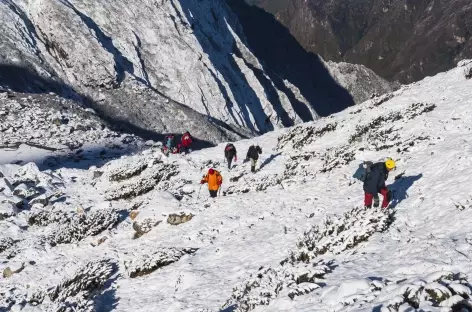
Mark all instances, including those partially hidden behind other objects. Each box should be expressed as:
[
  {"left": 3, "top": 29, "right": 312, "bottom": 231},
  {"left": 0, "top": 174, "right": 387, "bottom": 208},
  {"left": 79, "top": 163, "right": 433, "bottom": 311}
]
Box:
[{"left": 1, "top": 60, "right": 472, "bottom": 312}]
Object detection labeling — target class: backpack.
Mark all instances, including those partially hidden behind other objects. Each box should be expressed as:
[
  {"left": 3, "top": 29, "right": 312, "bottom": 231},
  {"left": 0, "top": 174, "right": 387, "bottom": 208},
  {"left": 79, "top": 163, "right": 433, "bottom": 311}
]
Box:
[
  {"left": 165, "top": 135, "right": 175, "bottom": 149},
  {"left": 225, "top": 144, "right": 235, "bottom": 157},
  {"left": 182, "top": 133, "right": 192, "bottom": 143},
  {"left": 353, "top": 161, "right": 373, "bottom": 182}
]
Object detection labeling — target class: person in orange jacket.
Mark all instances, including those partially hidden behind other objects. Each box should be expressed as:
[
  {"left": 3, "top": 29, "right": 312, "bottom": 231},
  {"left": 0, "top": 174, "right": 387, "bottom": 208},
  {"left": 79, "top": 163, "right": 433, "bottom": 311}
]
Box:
[{"left": 200, "top": 168, "right": 223, "bottom": 198}]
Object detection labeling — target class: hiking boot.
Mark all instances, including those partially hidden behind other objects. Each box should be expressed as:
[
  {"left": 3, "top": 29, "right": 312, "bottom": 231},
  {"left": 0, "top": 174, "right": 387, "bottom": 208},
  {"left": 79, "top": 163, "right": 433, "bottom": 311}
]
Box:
[{"left": 373, "top": 197, "right": 380, "bottom": 208}]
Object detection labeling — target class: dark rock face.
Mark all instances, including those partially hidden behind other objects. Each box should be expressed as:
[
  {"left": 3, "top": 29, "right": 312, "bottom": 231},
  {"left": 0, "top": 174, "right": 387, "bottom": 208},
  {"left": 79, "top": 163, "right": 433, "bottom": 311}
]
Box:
[
  {"left": 226, "top": 0, "right": 355, "bottom": 117},
  {"left": 251, "top": 0, "right": 472, "bottom": 83}
]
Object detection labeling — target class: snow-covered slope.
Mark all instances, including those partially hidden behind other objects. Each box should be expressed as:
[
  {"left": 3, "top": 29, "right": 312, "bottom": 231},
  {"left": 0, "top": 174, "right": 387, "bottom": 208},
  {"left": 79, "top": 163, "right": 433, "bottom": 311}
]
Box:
[
  {"left": 1, "top": 60, "right": 472, "bottom": 312},
  {"left": 0, "top": 0, "right": 394, "bottom": 143}
]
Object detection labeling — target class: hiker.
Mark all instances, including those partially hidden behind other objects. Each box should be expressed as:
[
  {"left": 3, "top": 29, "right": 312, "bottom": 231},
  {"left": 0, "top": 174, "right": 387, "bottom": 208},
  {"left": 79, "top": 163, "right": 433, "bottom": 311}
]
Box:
[
  {"left": 165, "top": 135, "right": 176, "bottom": 150},
  {"left": 181, "top": 131, "right": 193, "bottom": 154},
  {"left": 224, "top": 143, "right": 237, "bottom": 169},
  {"left": 246, "top": 145, "right": 262, "bottom": 173},
  {"left": 200, "top": 168, "right": 223, "bottom": 198},
  {"left": 161, "top": 135, "right": 176, "bottom": 156},
  {"left": 174, "top": 144, "right": 182, "bottom": 154},
  {"left": 363, "top": 159, "right": 396, "bottom": 209}
]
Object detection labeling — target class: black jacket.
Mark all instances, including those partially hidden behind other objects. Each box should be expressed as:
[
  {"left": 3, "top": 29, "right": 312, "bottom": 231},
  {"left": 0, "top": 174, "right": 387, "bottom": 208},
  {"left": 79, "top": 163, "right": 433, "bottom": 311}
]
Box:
[
  {"left": 246, "top": 145, "right": 262, "bottom": 160},
  {"left": 224, "top": 144, "right": 237, "bottom": 159},
  {"left": 363, "top": 162, "right": 389, "bottom": 194}
]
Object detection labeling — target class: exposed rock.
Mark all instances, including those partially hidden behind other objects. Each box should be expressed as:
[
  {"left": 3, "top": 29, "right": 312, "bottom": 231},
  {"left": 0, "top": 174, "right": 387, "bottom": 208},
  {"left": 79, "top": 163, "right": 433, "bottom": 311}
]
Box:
[
  {"left": 132, "top": 219, "right": 162, "bottom": 239},
  {"left": 3, "top": 267, "right": 13, "bottom": 278},
  {"left": 91, "top": 236, "right": 108, "bottom": 247},
  {"left": 2, "top": 262, "right": 25, "bottom": 278},
  {"left": 0, "top": 202, "right": 17, "bottom": 220},
  {"left": 167, "top": 213, "right": 194, "bottom": 226}
]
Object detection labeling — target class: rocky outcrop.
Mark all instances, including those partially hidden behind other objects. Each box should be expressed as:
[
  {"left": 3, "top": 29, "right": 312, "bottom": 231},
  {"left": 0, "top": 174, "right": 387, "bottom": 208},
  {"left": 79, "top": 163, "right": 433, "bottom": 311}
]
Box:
[
  {"left": 0, "top": 0, "right": 356, "bottom": 143},
  {"left": 48, "top": 208, "right": 120, "bottom": 246},
  {"left": 323, "top": 60, "right": 398, "bottom": 104},
  {"left": 124, "top": 247, "right": 198, "bottom": 278},
  {"left": 254, "top": 0, "right": 472, "bottom": 84},
  {"left": 0, "top": 0, "right": 394, "bottom": 144}
]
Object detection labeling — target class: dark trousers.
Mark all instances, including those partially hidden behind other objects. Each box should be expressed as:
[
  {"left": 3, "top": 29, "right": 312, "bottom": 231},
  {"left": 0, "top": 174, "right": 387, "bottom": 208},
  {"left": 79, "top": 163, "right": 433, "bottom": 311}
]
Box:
[
  {"left": 209, "top": 190, "right": 218, "bottom": 198},
  {"left": 250, "top": 158, "right": 256, "bottom": 173},
  {"left": 227, "top": 157, "right": 233, "bottom": 169}
]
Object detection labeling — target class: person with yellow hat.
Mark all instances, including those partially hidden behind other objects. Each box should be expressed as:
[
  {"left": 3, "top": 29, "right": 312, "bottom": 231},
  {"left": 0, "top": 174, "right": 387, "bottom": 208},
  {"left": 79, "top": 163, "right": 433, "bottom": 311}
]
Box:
[{"left": 363, "top": 158, "right": 396, "bottom": 208}]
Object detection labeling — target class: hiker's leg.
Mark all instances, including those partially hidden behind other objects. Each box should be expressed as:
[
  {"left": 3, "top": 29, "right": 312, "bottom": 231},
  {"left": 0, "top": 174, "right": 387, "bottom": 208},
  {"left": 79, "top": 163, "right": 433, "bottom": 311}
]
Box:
[
  {"left": 364, "top": 193, "right": 373, "bottom": 208},
  {"left": 380, "top": 187, "right": 390, "bottom": 208},
  {"left": 250, "top": 158, "right": 256, "bottom": 172}
]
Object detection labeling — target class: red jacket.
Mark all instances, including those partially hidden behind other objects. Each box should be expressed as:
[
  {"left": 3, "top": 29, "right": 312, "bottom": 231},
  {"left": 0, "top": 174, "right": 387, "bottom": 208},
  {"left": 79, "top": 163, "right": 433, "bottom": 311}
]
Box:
[{"left": 181, "top": 133, "right": 192, "bottom": 147}]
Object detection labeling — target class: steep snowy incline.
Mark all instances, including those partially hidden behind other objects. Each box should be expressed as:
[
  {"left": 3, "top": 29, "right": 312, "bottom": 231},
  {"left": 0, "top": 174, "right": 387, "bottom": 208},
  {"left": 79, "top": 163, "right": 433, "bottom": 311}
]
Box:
[
  {"left": 1, "top": 60, "right": 472, "bottom": 312},
  {"left": 0, "top": 0, "right": 394, "bottom": 143}
]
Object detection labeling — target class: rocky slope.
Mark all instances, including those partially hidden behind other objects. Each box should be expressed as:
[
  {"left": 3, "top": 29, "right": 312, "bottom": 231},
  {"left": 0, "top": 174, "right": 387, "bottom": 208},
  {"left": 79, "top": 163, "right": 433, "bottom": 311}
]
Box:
[
  {"left": 226, "top": 0, "right": 396, "bottom": 107},
  {"left": 252, "top": 0, "right": 472, "bottom": 84},
  {"left": 0, "top": 0, "right": 394, "bottom": 144}
]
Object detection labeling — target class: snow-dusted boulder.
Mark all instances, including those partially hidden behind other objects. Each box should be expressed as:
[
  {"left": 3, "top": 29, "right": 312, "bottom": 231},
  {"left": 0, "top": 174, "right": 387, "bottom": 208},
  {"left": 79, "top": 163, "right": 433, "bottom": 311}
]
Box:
[
  {"left": 107, "top": 157, "right": 149, "bottom": 182},
  {"left": 0, "top": 202, "right": 17, "bottom": 220},
  {"left": 48, "top": 208, "right": 120, "bottom": 246},
  {"left": 124, "top": 247, "right": 198, "bottom": 278},
  {"left": 167, "top": 212, "right": 194, "bottom": 226},
  {"left": 290, "top": 206, "right": 394, "bottom": 263},
  {"left": 105, "top": 163, "right": 179, "bottom": 201}
]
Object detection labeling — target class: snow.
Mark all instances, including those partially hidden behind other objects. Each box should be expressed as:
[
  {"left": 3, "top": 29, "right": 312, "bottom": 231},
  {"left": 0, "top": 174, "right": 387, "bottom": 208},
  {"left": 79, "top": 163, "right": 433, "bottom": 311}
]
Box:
[
  {"left": 1, "top": 61, "right": 472, "bottom": 312},
  {"left": 0, "top": 0, "right": 396, "bottom": 143}
]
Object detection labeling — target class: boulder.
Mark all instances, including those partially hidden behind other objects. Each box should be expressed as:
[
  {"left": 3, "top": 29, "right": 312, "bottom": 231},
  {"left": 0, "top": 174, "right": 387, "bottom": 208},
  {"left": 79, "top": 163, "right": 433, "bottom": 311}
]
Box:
[
  {"left": 0, "top": 202, "right": 17, "bottom": 220},
  {"left": 29, "top": 194, "right": 49, "bottom": 206},
  {"left": 13, "top": 183, "right": 40, "bottom": 199},
  {"left": 167, "top": 213, "right": 194, "bottom": 226},
  {"left": 0, "top": 177, "right": 13, "bottom": 195}
]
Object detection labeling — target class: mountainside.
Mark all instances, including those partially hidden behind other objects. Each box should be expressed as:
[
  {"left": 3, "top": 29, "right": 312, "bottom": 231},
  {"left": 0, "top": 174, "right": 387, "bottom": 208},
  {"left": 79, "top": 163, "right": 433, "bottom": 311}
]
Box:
[
  {"left": 1, "top": 60, "right": 472, "bottom": 311},
  {"left": 252, "top": 0, "right": 472, "bottom": 84},
  {"left": 0, "top": 0, "right": 393, "bottom": 144}
]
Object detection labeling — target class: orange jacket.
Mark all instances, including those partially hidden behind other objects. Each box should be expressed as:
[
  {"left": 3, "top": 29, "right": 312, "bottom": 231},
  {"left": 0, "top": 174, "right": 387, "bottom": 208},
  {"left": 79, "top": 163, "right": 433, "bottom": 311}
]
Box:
[{"left": 202, "top": 171, "right": 222, "bottom": 191}]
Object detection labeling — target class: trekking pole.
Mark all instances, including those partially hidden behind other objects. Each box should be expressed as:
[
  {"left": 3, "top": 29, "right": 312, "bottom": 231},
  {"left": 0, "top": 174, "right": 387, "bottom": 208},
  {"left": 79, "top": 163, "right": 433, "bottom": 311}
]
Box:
[{"left": 196, "top": 184, "right": 202, "bottom": 203}]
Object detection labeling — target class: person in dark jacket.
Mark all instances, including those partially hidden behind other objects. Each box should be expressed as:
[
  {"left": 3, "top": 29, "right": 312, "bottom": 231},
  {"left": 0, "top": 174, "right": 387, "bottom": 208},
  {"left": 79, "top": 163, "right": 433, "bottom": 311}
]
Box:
[
  {"left": 224, "top": 143, "right": 237, "bottom": 169},
  {"left": 363, "top": 159, "right": 396, "bottom": 208},
  {"left": 246, "top": 145, "right": 262, "bottom": 173}
]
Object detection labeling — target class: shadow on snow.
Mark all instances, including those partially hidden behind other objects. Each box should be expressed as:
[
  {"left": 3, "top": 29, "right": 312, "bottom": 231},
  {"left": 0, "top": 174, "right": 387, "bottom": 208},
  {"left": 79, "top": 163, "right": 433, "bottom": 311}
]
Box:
[{"left": 388, "top": 173, "right": 423, "bottom": 208}]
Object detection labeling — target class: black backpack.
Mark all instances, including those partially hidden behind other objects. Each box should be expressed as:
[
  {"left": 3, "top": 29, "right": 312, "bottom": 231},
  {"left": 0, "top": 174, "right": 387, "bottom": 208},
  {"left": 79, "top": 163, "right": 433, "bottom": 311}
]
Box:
[
  {"left": 353, "top": 161, "right": 373, "bottom": 182},
  {"left": 225, "top": 144, "right": 235, "bottom": 157}
]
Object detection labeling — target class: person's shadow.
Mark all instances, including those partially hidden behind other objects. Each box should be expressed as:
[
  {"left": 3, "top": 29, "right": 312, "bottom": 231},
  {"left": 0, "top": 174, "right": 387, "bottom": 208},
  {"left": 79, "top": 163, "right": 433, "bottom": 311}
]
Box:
[{"left": 388, "top": 173, "right": 423, "bottom": 208}]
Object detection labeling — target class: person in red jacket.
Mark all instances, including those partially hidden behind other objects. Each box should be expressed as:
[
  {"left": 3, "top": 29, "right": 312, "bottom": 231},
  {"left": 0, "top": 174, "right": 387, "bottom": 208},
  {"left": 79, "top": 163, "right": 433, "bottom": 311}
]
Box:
[{"left": 181, "top": 131, "right": 193, "bottom": 154}]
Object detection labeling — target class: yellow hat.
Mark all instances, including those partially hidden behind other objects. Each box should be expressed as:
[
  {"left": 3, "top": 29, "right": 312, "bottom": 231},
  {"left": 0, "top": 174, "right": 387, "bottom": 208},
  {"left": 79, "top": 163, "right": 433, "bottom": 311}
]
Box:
[{"left": 385, "top": 159, "right": 396, "bottom": 170}]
